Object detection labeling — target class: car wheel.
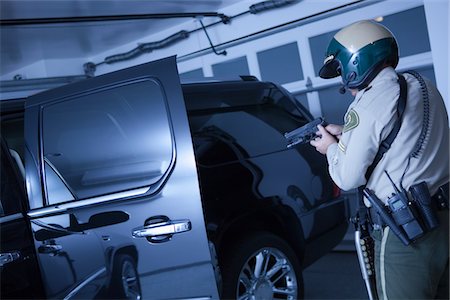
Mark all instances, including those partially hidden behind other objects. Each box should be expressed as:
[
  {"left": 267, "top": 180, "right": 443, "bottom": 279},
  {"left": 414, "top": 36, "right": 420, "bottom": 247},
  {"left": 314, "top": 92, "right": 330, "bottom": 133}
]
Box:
[
  {"left": 221, "top": 231, "right": 303, "bottom": 300},
  {"left": 110, "top": 254, "right": 141, "bottom": 300}
]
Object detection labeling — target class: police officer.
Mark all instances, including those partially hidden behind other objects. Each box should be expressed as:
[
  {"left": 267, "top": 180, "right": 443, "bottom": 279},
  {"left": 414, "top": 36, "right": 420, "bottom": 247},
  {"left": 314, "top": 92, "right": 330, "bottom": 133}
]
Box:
[{"left": 310, "top": 20, "right": 449, "bottom": 299}]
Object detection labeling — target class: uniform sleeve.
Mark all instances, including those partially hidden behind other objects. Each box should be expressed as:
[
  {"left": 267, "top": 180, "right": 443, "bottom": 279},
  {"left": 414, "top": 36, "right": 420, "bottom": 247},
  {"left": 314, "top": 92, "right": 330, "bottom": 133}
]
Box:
[{"left": 325, "top": 106, "right": 384, "bottom": 191}]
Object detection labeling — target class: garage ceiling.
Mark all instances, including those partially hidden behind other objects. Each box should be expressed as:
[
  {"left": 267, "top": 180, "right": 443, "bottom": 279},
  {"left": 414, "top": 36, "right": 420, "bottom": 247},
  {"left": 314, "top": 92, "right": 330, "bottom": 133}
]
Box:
[{"left": 0, "top": 0, "right": 246, "bottom": 77}]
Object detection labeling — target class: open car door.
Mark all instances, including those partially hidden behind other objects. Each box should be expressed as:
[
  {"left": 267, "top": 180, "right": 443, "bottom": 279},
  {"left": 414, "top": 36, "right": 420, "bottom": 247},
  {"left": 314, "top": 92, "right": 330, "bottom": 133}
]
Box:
[{"left": 23, "top": 56, "right": 219, "bottom": 299}]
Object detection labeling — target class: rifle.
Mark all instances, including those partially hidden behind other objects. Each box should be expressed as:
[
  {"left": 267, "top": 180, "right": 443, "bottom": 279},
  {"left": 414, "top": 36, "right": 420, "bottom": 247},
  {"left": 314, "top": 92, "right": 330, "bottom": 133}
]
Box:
[{"left": 284, "top": 117, "right": 327, "bottom": 148}]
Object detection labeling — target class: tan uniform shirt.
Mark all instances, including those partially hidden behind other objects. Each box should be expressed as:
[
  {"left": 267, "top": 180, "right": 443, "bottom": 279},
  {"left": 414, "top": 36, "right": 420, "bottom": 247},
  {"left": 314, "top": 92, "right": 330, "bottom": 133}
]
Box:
[{"left": 326, "top": 67, "right": 449, "bottom": 205}]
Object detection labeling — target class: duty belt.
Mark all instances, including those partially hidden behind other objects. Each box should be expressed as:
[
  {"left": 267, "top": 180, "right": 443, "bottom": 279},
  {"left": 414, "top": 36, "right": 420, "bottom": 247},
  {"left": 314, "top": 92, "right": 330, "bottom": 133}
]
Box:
[{"left": 369, "top": 182, "right": 449, "bottom": 229}]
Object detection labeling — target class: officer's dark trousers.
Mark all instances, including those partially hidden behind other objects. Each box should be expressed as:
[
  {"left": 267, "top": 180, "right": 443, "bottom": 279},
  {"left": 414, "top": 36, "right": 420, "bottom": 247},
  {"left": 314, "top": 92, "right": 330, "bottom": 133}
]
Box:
[{"left": 372, "top": 210, "right": 449, "bottom": 300}]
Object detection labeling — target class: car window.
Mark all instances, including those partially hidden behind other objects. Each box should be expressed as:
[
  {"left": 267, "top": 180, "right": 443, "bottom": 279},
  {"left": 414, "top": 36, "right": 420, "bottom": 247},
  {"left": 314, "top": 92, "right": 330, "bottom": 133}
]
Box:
[
  {"left": 185, "top": 84, "right": 308, "bottom": 126},
  {"left": 0, "top": 140, "right": 25, "bottom": 216},
  {"left": 186, "top": 85, "right": 309, "bottom": 160},
  {"left": 41, "top": 79, "right": 174, "bottom": 204},
  {"left": 1, "top": 117, "right": 25, "bottom": 164}
]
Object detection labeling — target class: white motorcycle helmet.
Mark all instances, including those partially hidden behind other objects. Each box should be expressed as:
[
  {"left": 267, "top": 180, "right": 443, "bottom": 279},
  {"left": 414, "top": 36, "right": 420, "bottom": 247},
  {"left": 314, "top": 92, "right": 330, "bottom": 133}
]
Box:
[{"left": 319, "top": 20, "right": 399, "bottom": 90}]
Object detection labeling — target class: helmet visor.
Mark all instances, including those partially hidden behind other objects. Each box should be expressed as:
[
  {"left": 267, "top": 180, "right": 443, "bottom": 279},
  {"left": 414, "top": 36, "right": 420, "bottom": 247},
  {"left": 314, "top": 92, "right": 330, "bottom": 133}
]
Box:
[{"left": 319, "top": 56, "right": 341, "bottom": 79}]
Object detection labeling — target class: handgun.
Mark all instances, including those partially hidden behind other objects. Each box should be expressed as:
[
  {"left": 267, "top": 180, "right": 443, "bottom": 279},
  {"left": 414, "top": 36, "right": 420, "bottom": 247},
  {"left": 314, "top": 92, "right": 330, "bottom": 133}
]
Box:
[{"left": 284, "top": 117, "right": 327, "bottom": 148}]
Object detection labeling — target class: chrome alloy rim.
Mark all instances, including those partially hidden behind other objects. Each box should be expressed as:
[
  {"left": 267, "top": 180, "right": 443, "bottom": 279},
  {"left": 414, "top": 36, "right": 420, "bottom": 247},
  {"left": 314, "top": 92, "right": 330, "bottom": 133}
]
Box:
[
  {"left": 237, "top": 247, "right": 298, "bottom": 300},
  {"left": 121, "top": 260, "right": 141, "bottom": 300}
]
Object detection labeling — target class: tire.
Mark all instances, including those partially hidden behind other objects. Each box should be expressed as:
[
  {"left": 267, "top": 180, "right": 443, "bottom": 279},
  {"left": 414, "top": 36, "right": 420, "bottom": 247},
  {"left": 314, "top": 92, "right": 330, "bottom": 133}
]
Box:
[
  {"left": 221, "top": 231, "right": 304, "bottom": 300},
  {"left": 109, "top": 254, "right": 142, "bottom": 300}
]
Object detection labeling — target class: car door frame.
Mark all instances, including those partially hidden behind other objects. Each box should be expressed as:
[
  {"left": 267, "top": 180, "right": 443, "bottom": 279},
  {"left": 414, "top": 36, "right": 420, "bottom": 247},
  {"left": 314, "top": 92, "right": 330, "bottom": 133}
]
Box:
[{"left": 23, "top": 56, "right": 219, "bottom": 299}]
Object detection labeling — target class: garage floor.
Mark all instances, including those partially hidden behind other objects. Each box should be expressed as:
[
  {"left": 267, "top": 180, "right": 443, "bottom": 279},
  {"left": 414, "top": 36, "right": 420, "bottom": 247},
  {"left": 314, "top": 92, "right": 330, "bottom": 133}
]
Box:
[{"left": 303, "top": 250, "right": 368, "bottom": 299}]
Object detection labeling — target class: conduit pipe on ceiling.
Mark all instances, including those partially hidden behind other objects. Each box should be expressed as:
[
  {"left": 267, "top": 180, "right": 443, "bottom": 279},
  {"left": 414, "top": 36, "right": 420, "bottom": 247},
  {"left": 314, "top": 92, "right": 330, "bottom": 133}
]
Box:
[
  {"left": 249, "top": 0, "right": 298, "bottom": 14},
  {"left": 0, "top": 12, "right": 230, "bottom": 26},
  {"left": 84, "top": 30, "right": 191, "bottom": 76},
  {"left": 84, "top": 0, "right": 299, "bottom": 76}
]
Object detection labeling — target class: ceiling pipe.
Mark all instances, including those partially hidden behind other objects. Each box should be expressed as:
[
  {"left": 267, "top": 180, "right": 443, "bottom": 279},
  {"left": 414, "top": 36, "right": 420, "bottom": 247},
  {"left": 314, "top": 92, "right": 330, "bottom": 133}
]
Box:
[
  {"left": 83, "top": 30, "right": 191, "bottom": 77},
  {"left": 249, "top": 0, "right": 298, "bottom": 14},
  {"left": 0, "top": 12, "right": 230, "bottom": 26},
  {"left": 84, "top": 0, "right": 299, "bottom": 75}
]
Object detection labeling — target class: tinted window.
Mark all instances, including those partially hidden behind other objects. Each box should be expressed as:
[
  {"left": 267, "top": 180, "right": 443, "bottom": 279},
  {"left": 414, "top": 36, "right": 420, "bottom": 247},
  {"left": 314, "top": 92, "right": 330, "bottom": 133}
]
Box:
[
  {"left": 1, "top": 142, "right": 24, "bottom": 216},
  {"left": 257, "top": 42, "right": 304, "bottom": 84},
  {"left": 1, "top": 118, "right": 25, "bottom": 163},
  {"left": 292, "top": 94, "right": 310, "bottom": 112},
  {"left": 186, "top": 85, "right": 308, "bottom": 159},
  {"left": 42, "top": 80, "right": 173, "bottom": 203}
]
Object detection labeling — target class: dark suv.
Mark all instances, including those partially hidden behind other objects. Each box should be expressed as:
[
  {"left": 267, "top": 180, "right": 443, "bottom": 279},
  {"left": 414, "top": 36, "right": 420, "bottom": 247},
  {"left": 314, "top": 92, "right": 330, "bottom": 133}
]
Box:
[{"left": 0, "top": 57, "right": 347, "bottom": 299}]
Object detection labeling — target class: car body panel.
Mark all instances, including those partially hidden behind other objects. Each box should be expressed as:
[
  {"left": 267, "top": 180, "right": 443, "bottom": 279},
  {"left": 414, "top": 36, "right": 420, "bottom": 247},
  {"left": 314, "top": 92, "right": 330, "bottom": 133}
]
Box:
[{"left": 183, "top": 81, "right": 348, "bottom": 267}]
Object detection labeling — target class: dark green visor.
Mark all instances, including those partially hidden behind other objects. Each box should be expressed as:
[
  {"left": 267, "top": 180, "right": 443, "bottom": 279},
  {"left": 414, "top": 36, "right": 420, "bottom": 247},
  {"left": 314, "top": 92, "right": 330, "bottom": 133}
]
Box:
[
  {"left": 318, "top": 38, "right": 346, "bottom": 79},
  {"left": 319, "top": 58, "right": 341, "bottom": 79}
]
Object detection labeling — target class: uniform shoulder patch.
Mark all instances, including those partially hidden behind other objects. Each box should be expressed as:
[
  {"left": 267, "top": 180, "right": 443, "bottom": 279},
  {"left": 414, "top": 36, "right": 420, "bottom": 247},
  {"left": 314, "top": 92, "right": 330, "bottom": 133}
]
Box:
[{"left": 343, "top": 109, "right": 359, "bottom": 133}]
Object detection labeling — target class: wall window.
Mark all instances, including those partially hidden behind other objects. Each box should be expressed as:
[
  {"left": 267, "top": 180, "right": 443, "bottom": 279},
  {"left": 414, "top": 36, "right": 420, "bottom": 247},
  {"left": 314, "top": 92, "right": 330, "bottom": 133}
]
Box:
[
  {"left": 257, "top": 42, "right": 304, "bottom": 84},
  {"left": 379, "top": 6, "right": 430, "bottom": 57},
  {"left": 317, "top": 87, "right": 354, "bottom": 125},
  {"left": 212, "top": 56, "right": 250, "bottom": 78},
  {"left": 42, "top": 80, "right": 173, "bottom": 203},
  {"left": 180, "top": 68, "right": 204, "bottom": 83}
]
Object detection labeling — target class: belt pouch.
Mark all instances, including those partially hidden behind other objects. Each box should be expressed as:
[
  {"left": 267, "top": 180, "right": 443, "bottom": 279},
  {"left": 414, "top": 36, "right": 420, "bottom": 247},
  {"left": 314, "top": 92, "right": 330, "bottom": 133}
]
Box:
[{"left": 409, "top": 181, "right": 439, "bottom": 230}]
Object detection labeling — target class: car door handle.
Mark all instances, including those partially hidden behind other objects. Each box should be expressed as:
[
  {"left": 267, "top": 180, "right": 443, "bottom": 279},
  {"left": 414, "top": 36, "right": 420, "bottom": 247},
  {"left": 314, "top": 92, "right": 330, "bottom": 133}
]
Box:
[
  {"left": 38, "top": 243, "right": 63, "bottom": 255},
  {"left": 0, "top": 251, "right": 21, "bottom": 267},
  {"left": 132, "top": 219, "right": 191, "bottom": 241}
]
